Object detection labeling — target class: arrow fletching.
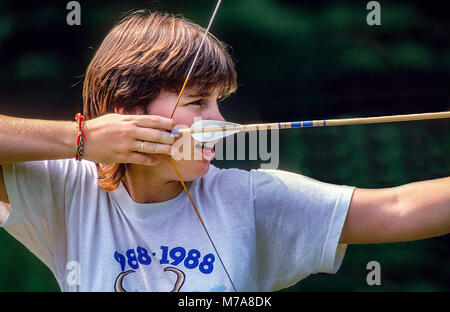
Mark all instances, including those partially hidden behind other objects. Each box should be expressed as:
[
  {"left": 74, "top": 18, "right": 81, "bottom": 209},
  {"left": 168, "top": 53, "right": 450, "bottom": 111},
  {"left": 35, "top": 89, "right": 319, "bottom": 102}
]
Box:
[{"left": 190, "top": 120, "right": 241, "bottom": 142}]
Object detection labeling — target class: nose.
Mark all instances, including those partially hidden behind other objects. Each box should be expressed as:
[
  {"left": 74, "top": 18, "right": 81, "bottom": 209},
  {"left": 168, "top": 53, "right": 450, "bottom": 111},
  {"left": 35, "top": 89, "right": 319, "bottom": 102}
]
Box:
[{"left": 205, "top": 105, "right": 225, "bottom": 122}]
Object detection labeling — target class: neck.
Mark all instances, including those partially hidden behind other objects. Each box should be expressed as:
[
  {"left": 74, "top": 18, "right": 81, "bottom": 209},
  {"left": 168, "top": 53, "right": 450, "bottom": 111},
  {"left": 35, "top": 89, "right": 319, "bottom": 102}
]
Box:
[{"left": 122, "top": 164, "right": 184, "bottom": 204}]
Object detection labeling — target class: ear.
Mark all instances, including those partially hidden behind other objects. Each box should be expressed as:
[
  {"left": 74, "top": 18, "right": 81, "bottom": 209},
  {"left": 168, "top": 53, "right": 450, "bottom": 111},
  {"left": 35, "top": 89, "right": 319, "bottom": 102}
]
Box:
[{"left": 114, "top": 107, "right": 125, "bottom": 114}]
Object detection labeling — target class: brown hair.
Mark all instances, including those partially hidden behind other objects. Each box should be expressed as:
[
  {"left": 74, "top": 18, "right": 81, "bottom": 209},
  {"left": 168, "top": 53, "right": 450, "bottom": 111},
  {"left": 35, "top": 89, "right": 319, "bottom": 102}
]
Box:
[{"left": 82, "top": 10, "right": 237, "bottom": 192}]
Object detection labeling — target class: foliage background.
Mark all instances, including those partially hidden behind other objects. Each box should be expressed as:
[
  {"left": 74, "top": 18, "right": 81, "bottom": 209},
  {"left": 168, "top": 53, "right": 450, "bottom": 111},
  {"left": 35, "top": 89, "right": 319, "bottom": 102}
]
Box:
[{"left": 0, "top": 0, "right": 448, "bottom": 291}]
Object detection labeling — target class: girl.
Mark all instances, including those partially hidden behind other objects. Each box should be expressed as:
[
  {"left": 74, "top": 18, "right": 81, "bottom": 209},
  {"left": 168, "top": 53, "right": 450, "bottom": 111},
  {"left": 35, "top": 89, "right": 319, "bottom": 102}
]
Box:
[{"left": 0, "top": 10, "right": 449, "bottom": 292}]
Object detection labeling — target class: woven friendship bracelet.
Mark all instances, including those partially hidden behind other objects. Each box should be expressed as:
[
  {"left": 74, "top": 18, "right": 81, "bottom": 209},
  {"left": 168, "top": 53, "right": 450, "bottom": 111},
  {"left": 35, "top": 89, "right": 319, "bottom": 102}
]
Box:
[{"left": 75, "top": 113, "right": 88, "bottom": 161}]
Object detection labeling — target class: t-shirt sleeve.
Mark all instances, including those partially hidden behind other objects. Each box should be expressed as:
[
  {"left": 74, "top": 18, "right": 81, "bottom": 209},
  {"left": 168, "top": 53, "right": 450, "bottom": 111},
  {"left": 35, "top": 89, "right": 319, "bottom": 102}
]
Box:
[
  {"left": 0, "top": 159, "right": 97, "bottom": 279},
  {"left": 250, "top": 169, "right": 355, "bottom": 291}
]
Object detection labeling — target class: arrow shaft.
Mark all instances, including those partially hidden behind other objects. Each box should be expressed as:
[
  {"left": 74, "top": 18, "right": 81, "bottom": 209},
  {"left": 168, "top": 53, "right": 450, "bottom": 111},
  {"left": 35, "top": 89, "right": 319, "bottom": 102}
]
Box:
[
  {"left": 175, "top": 111, "right": 450, "bottom": 135},
  {"left": 324, "top": 111, "right": 450, "bottom": 126}
]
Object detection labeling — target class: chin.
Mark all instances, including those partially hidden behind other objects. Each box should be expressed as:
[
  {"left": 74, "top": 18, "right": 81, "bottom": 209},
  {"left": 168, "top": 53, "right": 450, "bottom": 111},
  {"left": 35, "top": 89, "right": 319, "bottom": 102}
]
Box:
[
  {"left": 192, "top": 159, "right": 211, "bottom": 178},
  {"left": 173, "top": 160, "right": 210, "bottom": 182},
  {"left": 198, "top": 160, "right": 211, "bottom": 175}
]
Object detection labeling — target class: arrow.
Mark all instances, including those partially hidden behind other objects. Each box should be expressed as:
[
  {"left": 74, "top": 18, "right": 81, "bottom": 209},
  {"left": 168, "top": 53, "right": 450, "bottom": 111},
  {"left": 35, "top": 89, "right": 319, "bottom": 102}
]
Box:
[{"left": 172, "top": 111, "right": 450, "bottom": 142}]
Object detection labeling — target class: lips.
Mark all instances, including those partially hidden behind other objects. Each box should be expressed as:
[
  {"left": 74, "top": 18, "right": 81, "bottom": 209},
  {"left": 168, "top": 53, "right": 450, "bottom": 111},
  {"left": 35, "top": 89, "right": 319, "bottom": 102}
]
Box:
[{"left": 195, "top": 142, "right": 216, "bottom": 160}]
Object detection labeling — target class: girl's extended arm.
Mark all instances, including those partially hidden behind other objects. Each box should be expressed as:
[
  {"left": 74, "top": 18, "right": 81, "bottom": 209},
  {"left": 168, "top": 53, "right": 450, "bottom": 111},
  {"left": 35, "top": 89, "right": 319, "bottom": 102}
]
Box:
[{"left": 340, "top": 177, "right": 450, "bottom": 244}]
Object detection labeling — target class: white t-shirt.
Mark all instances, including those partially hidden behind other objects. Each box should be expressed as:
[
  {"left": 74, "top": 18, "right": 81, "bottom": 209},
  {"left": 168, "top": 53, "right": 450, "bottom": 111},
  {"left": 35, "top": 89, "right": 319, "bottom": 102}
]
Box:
[{"left": 0, "top": 159, "right": 355, "bottom": 292}]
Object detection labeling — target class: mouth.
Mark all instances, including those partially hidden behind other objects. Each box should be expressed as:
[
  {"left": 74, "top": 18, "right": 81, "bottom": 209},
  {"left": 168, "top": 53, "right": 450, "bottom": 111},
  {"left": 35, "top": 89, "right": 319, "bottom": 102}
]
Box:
[{"left": 194, "top": 141, "right": 216, "bottom": 160}]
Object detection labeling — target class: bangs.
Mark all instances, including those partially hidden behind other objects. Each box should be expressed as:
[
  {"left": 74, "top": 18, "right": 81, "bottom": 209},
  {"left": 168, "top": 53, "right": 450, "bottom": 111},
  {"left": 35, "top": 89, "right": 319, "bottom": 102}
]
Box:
[
  {"left": 185, "top": 35, "right": 236, "bottom": 100},
  {"left": 159, "top": 27, "right": 237, "bottom": 100}
]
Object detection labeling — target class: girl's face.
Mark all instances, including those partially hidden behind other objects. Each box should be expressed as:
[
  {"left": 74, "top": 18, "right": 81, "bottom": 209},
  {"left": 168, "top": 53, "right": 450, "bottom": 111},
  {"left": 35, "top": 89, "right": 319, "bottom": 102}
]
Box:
[{"left": 145, "top": 88, "right": 225, "bottom": 181}]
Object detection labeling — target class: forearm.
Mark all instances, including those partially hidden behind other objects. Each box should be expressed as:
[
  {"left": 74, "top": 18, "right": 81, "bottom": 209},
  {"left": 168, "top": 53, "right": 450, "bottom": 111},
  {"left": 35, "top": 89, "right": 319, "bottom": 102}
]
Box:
[
  {"left": 395, "top": 176, "right": 450, "bottom": 241},
  {"left": 0, "top": 114, "right": 77, "bottom": 164}
]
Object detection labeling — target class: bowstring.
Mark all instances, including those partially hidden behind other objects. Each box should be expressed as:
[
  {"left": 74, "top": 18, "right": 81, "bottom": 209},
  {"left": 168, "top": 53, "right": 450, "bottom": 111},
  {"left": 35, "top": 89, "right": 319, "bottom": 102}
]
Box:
[{"left": 168, "top": 0, "right": 238, "bottom": 292}]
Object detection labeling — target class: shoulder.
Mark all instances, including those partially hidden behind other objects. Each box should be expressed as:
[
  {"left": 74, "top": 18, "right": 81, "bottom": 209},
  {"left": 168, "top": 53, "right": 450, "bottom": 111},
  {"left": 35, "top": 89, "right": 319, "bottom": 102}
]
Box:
[
  {"left": 200, "top": 165, "right": 314, "bottom": 191},
  {"left": 195, "top": 165, "right": 252, "bottom": 200},
  {"left": 4, "top": 158, "right": 96, "bottom": 172},
  {"left": 250, "top": 168, "right": 319, "bottom": 188},
  {"left": 197, "top": 165, "right": 345, "bottom": 198},
  {"left": 3, "top": 158, "right": 98, "bottom": 187},
  {"left": 200, "top": 164, "right": 251, "bottom": 187},
  {"left": 48, "top": 158, "right": 97, "bottom": 178}
]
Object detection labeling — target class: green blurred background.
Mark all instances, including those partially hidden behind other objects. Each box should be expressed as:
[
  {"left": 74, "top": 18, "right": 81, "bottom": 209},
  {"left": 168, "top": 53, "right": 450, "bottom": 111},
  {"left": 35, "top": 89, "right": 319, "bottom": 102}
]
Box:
[{"left": 0, "top": 0, "right": 449, "bottom": 291}]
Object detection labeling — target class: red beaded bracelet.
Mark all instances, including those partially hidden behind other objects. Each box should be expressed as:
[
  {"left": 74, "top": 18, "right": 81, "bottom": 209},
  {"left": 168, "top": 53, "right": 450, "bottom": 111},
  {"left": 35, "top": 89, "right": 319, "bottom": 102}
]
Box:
[{"left": 75, "top": 113, "right": 88, "bottom": 161}]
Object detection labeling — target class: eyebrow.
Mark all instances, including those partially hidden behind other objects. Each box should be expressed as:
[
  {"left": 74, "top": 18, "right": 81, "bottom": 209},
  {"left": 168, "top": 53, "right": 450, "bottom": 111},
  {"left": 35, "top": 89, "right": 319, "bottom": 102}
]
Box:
[{"left": 184, "top": 91, "right": 212, "bottom": 98}]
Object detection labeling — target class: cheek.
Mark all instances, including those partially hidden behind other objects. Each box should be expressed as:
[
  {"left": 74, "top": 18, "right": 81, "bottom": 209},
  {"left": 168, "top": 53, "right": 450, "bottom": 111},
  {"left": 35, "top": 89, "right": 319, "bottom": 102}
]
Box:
[
  {"left": 146, "top": 105, "right": 172, "bottom": 118},
  {"left": 173, "top": 108, "right": 199, "bottom": 128},
  {"left": 147, "top": 105, "right": 195, "bottom": 127}
]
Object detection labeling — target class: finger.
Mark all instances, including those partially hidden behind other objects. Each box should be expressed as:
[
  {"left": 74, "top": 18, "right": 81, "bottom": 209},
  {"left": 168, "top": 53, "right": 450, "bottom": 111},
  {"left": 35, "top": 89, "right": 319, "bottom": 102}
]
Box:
[
  {"left": 135, "top": 128, "right": 175, "bottom": 145},
  {"left": 135, "top": 115, "right": 175, "bottom": 131},
  {"left": 127, "top": 152, "right": 160, "bottom": 166},
  {"left": 134, "top": 141, "right": 172, "bottom": 155}
]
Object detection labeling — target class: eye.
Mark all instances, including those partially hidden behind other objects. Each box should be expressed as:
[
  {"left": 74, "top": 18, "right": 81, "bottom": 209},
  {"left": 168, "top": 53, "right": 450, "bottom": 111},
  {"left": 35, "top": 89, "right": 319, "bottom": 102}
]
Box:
[{"left": 189, "top": 100, "right": 204, "bottom": 106}]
